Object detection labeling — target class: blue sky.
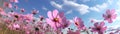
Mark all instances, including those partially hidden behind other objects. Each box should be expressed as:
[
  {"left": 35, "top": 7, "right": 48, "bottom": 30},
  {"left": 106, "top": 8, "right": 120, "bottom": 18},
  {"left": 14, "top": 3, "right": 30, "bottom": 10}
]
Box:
[{"left": 14, "top": 0, "right": 120, "bottom": 33}]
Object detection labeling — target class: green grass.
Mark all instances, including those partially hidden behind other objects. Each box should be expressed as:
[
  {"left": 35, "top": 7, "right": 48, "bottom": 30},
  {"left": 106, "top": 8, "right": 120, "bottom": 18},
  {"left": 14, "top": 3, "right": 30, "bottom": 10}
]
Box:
[{"left": 0, "top": 23, "right": 25, "bottom": 34}]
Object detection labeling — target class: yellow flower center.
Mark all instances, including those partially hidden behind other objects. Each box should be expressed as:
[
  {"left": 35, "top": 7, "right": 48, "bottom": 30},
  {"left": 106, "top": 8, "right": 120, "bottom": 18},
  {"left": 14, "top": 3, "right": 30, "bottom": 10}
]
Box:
[
  {"left": 75, "top": 22, "right": 79, "bottom": 26},
  {"left": 53, "top": 18, "right": 59, "bottom": 22},
  {"left": 107, "top": 14, "right": 111, "bottom": 18}
]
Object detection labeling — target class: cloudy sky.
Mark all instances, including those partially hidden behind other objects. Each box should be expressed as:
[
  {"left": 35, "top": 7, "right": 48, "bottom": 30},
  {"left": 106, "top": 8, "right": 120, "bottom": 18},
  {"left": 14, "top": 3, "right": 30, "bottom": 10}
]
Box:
[{"left": 15, "top": 0, "right": 120, "bottom": 33}]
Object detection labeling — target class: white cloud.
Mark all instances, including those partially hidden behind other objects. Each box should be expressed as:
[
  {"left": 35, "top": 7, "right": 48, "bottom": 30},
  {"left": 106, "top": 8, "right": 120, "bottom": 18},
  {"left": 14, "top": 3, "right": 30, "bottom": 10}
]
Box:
[
  {"left": 50, "top": 1, "right": 62, "bottom": 9},
  {"left": 89, "top": 6, "right": 99, "bottom": 12},
  {"left": 108, "top": 0, "right": 113, "bottom": 5},
  {"left": 89, "top": 18, "right": 103, "bottom": 22},
  {"left": 114, "top": 14, "right": 120, "bottom": 22},
  {"left": 42, "top": 6, "right": 48, "bottom": 11},
  {"left": 108, "top": 25, "right": 120, "bottom": 29},
  {"left": 113, "top": 0, "right": 120, "bottom": 25},
  {"left": 90, "top": 3, "right": 108, "bottom": 12},
  {"left": 50, "top": 0, "right": 113, "bottom": 15},
  {"left": 63, "top": 0, "right": 90, "bottom": 14},
  {"left": 116, "top": 9, "right": 120, "bottom": 15},
  {"left": 80, "top": 0, "right": 90, "bottom": 2},
  {"left": 66, "top": 0, "right": 77, "bottom": 2},
  {"left": 63, "top": 0, "right": 90, "bottom": 15},
  {"left": 115, "top": 6, "right": 120, "bottom": 22},
  {"left": 76, "top": 4, "right": 89, "bottom": 15},
  {"left": 116, "top": 0, "right": 120, "bottom": 9},
  {"left": 89, "top": 0, "right": 114, "bottom": 12},
  {"left": 69, "top": 19, "right": 74, "bottom": 23},
  {"left": 65, "top": 10, "right": 72, "bottom": 15}
]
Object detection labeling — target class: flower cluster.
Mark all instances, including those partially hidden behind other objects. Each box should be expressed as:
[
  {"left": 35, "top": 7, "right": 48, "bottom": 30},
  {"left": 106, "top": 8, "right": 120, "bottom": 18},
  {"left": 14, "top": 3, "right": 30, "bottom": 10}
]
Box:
[{"left": 0, "top": 0, "right": 118, "bottom": 34}]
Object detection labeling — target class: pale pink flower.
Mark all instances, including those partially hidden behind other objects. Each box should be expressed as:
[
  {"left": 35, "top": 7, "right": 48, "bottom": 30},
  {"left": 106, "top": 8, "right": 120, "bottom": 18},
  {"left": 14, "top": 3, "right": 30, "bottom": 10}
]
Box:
[
  {"left": 23, "top": 14, "right": 33, "bottom": 22},
  {"left": 14, "top": 5, "right": 18, "bottom": 9},
  {"left": 32, "top": 9, "right": 39, "bottom": 15},
  {"left": 67, "top": 28, "right": 80, "bottom": 34},
  {"left": 91, "top": 22, "right": 107, "bottom": 34},
  {"left": 7, "top": 23, "right": 20, "bottom": 30},
  {"left": 25, "top": 31, "right": 30, "bottom": 34},
  {"left": 21, "top": 8, "right": 25, "bottom": 12},
  {"left": 39, "top": 15, "right": 44, "bottom": 21},
  {"left": 0, "top": 8, "right": 6, "bottom": 15},
  {"left": 23, "top": 25, "right": 32, "bottom": 34},
  {"left": 73, "top": 17, "right": 85, "bottom": 30},
  {"left": 9, "top": 12, "right": 23, "bottom": 21},
  {"left": 32, "top": 27, "right": 45, "bottom": 34},
  {"left": 103, "top": 9, "right": 117, "bottom": 23},
  {"left": 46, "top": 9, "right": 69, "bottom": 30},
  {"left": 4, "top": 2, "right": 12, "bottom": 8},
  {"left": 13, "top": 23, "right": 20, "bottom": 30},
  {"left": 7, "top": 24, "right": 13, "bottom": 30},
  {"left": 3, "top": 18, "right": 12, "bottom": 24},
  {"left": 61, "top": 13, "right": 70, "bottom": 29},
  {"left": 109, "top": 32, "right": 114, "bottom": 34},
  {"left": 10, "top": 0, "right": 18, "bottom": 3}
]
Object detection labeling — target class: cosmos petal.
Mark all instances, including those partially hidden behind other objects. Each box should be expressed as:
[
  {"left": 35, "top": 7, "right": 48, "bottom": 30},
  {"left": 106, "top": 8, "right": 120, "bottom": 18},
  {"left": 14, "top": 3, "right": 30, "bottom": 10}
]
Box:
[
  {"left": 53, "top": 9, "right": 58, "bottom": 18},
  {"left": 47, "top": 11, "right": 53, "bottom": 19}
]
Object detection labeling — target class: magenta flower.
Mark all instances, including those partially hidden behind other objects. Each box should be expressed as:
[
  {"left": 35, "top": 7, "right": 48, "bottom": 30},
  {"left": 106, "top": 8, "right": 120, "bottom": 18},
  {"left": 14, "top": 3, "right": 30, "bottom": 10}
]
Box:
[
  {"left": 73, "top": 17, "right": 85, "bottom": 30},
  {"left": 46, "top": 9, "right": 69, "bottom": 30},
  {"left": 91, "top": 22, "right": 107, "bottom": 34},
  {"left": 103, "top": 9, "right": 117, "bottom": 23},
  {"left": 60, "top": 12, "right": 70, "bottom": 29}
]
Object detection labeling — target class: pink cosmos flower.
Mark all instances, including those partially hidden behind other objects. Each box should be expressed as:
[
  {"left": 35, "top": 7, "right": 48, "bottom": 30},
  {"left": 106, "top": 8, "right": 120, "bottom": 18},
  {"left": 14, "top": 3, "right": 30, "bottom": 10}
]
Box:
[
  {"left": 62, "top": 18, "right": 70, "bottom": 29},
  {"left": 13, "top": 23, "right": 20, "bottom": 30},
  {"left": 67, "top": 28, "right": 80, "bottom": 34},
  {"left": 60, "top": 12, "right": 70, "bottom": 29},
  {"left": 109, "top": 32, "right": 114, "bottom": 34},
  {"left": 73, "top": 17, "right": 85, "bottom": 30},
  {"left": 7, "top": 23, "right": 20, "bottom": 30},
  {"left": 14, "top": 5, "right": 18, "bottom": 9},
  {"left": 46, "top": 9, "right": 69, "bottom": 30},
  {"left": 91, "top": 22, "right": 107, "bottom": 34},
  {"left": 8, "top": 24, "right": 13, "bottom": 30},
  {"left": 109, "top": 29, "right": 120, "bottom": 34},
  {"left": 32, "top": 26, "right": 45, "bottom": 34},
  {"left": 10, "top": 0, "right": 18, "bottom": 3},
  {"left": 9, "top": 12, "right": 24, "bottom": 21},
  {"left": 23, "top": 14, "right": 33, "bottom": 22},
  {"left": 39, "top": 15, "right": 44, "bottom": 21},
  {"left": 103, "top": 9, "right": 117, "bottom": 23},
  {"left": 4, "top": 2, "right": 12, "bottom": 8},
  {"left": 3, "top": 18, "right": 12, "bottom": 24},
  {"left": 21, "top": 8, "right": 25, "bottom": 12},
  {"left": 25, "top": 31, "right": 30, "bottom": 34},
  {"left": 0, "top": 8, "right": 6, "bottom": 15},
  {"left": 32, "top": 9, "right": 39, "bottom": 15},
  {"left": 23, "top": 25, "right": 32, "bottom": 34}
]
